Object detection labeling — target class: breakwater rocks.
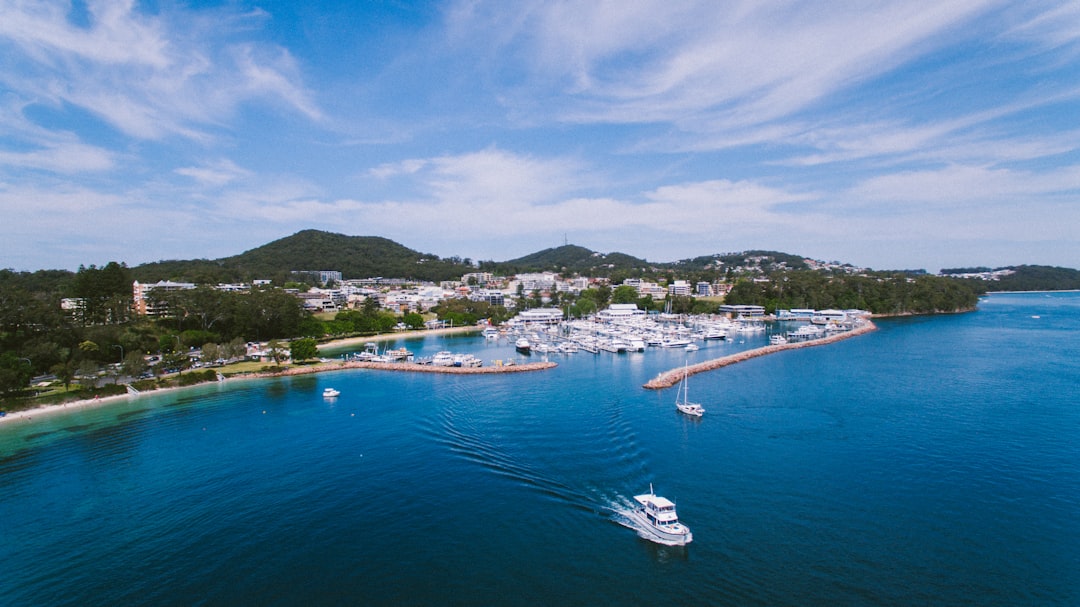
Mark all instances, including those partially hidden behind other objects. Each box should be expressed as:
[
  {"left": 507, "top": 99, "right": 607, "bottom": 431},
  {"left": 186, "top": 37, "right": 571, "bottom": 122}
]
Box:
[
  {"left": 643, "top": 321, "right": 878, "bottom": 390},
  {"left": 244, "top": 360, "right": 557, "bottom": 379}
]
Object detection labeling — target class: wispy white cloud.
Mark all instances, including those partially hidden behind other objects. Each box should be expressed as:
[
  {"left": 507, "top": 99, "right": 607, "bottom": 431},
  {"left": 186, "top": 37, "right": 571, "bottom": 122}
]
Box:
[
  {"left": 0, "top": 0, "right": 321, "bottom": 142},
  {"left": 175, "top": 159, "right": 253, "bottom": 187},
  {"left": 450, "top": 1, "right": 997, "bottom": 130},
  {"left": 4, "top": 1, "right": 1080, "bottom": 272},
  {"left": 204, "top": 148, "right": 817, "bottom": 260},
  {"left": 0, "top": 140, "right": 114, "bottom": 173},
  {"left": 1005, "top": 1, "right": 1080, "bottom": 51},
  {"left": 847, "top": 164, "right": 1080, "bottom": 206}
]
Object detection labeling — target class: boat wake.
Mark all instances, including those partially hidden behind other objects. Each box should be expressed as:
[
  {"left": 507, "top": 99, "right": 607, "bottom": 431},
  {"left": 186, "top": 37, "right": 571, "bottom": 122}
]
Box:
[
  {"left": 429, "top": 389, "right": 595, "bottom": 510},
  {"left": 428, "top": 385, "right": 658, "bottom": 525}
]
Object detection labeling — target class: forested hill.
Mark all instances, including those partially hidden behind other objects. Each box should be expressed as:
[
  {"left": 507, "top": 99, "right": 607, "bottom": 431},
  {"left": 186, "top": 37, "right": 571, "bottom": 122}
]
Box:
[
  {"left": 959, "top": 265, "right": 1080, "bottom": 292},
  {"left": 481, "top": 245, "right": 652, "bottom": 276},
  {"left": 479, "top": 245, "right": 810, "bottom": 278},
  {"left": 131, "top": 230, "right": 473, "bottom": 283},
  {"left": 9, "top": 228, "right": 1080, "bottom": 288},
  {"left": 219, "top": 230, "right": 470, "bottom": 282}
]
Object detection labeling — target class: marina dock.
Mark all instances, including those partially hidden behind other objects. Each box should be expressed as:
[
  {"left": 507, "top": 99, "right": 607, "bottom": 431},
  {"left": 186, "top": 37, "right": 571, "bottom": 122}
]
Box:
[
  {"left": 643, "top": 320, "right": 877, "bottom": 389},
  {"left": 244, "top": 359, "right": 557, "bottom": 379}
]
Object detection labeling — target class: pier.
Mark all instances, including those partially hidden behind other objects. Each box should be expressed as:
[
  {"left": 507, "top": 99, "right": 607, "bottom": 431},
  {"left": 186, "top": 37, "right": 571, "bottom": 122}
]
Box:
[
  {"left": 643, "top": 321, "right": 877, "bottom": 389},
  {"left": 244, "top": 359, "right": 557, "bottom": 379}
]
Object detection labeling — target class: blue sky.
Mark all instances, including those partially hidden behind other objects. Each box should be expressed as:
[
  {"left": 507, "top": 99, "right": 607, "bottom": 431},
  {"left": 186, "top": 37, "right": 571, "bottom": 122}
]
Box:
[{"left": 2, "top": 0, "right": 1079, "bottom": 273}]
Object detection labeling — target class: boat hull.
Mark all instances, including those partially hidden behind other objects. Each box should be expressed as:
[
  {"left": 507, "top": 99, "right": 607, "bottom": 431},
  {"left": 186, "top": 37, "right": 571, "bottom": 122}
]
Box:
[
  {"left": 676, "top": 403, "right": 704, "bottom": 417},
  {"left": 626, "top": 508, "right": 693, "bottom": 545}
]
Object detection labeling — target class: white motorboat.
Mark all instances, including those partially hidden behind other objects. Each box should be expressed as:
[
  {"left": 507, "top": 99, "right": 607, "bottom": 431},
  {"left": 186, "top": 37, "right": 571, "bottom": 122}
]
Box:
[
  {"left": 660, "top": 337, "right": 693, "bottom": 348},
  {"left": 629, "top": 484, "right": 693, "bottom": 545},
  {"left": 515, "top": 337, "right": 531, "bottom": 353},
  {"left": 684, "top": 343, "right": 699, "bottom": 352},
  {"left": 323, "top": 388, "right": 340, "bottom": 398},
  {"left": 674, "top": 365, "right": 704, "bottom": 417}
]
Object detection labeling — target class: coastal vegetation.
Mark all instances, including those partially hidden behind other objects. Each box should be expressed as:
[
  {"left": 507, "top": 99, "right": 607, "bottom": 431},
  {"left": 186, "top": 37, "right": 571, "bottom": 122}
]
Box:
[
  {"left": 0, "top": 230, "right": 1070, "bottom": 401},
  {"left": 946, "top": 265, "right": 1080, "bottom": 292},
  {"left": 723, "top": 271, "right": 981, "bottom": 315},
  {"left": 131, "top": 230, "right": 475, "bottom": 284}
]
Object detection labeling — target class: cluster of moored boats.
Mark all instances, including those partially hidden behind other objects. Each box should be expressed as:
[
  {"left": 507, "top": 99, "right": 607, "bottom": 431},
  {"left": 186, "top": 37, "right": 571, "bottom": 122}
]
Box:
[
  {"left": 344, "top": 343, "right": 415, "bottom": 363},
  {"left": 331, "top": 314, "right": 864, "bottom": 547},
  {"left": 502, "top": 315, "right": 772, "bottom": 356},
  {"left": 420, "top": 351, "right": 483, "bottom": 367}
]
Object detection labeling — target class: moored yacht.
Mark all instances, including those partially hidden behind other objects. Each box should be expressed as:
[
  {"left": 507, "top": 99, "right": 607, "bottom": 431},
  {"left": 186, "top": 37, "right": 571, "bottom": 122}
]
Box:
[{"left": 431, "top": 351, "right": 456, "bottom": 366}]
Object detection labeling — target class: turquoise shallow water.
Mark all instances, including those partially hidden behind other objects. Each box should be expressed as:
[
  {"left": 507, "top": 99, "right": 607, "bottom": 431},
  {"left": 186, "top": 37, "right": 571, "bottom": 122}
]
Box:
[{"left": 2, "top": 292, "right": 1079, "bottom": 606}]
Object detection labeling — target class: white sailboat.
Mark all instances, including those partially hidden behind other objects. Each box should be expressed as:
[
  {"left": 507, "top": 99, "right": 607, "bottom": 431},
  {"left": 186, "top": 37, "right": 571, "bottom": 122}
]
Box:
[{"left": 675, "top": 364, "right": 704, "bottom": 417}]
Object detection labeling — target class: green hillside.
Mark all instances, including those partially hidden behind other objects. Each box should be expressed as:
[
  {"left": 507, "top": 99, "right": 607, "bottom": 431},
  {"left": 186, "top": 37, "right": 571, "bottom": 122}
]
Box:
[
  {"left": 131, "top": 230, "right": 473, "bottom": 283},
  {"left": 981, "top": 265, "right": 1080, "bottom": 292},
  {"left": 482, "top": 245, "right": 652, "bottom": 276}
]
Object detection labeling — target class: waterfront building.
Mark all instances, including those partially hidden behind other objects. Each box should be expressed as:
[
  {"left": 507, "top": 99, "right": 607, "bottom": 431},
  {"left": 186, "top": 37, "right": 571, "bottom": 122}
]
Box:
[
  {"left": 811, "top": 309, "right": 849, "bottom": 324},
  {"left": 510, "top": 308, "right": 564, "bottom": 325},
  {"left": 718, "top": 304, "right": 766, "bottom": 318},
  {"left": 777, "top": 308, "right": 816, "bottom": 321},
  {"left": 597, "top": 303, "right": 646, "bottom": 321}
]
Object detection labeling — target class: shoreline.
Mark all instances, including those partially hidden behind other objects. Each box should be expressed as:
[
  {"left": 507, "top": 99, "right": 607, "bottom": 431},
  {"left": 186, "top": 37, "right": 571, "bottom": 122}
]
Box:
[
  {"left": 643, "top": 320, "right": 878, "bottom": 390},
  {"left": 0, "top": 325, "right": 533, "bottom": 427},
  {"left": 241, "top": 359, "right": 557, "bottom": 379},
  {"left": 2, "top": 321, "right": 875, "bottom": 426}
]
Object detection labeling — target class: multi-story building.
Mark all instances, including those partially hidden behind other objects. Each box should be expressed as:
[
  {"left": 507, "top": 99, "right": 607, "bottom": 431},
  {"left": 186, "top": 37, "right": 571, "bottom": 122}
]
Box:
[
  {"left": 132, "top": 280, "right": 196, "bottom": 316},
  {"left": 291, "top": 270, "right": 343, "bottom": 285},
  {"left": 668, "top": 280, "right": 692, "bottom": 296}
]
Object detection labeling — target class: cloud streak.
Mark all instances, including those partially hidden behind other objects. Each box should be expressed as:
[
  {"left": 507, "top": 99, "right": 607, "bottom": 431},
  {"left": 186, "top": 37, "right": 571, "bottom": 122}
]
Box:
[
  {"left": 1, "top": 1, "right": 1078, "bottom": 273},
  {"left": 0, "top": 0, "right": 321, "bottom": 142}
]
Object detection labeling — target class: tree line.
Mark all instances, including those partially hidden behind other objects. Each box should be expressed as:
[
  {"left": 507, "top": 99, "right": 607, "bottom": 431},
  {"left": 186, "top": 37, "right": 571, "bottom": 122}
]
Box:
[{"left": 723, "top": 271, "right": 982, "bottom": 315}]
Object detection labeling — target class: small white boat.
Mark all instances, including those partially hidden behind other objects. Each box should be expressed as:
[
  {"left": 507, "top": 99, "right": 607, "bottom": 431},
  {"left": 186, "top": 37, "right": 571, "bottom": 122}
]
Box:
[
  {"left": 675, "top": 364, "right": 704, "bottom": 417},
  {"left": 660, "top": 337, "right": 693, "bottom": 348},
  {"left": 515, "top": 337, "right": 531, "bottom": 353},
  {"left": 431, "top": 351, "right": 455, "bottom": 366},
  {"left": 323, "top": 388, "right": 340, "bottom": 398},
  {"left": 684, "top": 343, "right": 699, "bottom": 352},
  {"left": 769, "top": 334, "right": 788, "bottom": 346},
  {"left": 629, "top": 484, "right": 693, "bottom": 545}
]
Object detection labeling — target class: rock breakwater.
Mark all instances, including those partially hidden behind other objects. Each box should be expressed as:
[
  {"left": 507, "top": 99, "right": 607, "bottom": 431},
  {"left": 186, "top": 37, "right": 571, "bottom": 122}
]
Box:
[
  {"left": 643, "top": 321, "right": 877, "bottom": 390},
  {"left": 245, "top": 360, "right": 557, "bottom": 379}
]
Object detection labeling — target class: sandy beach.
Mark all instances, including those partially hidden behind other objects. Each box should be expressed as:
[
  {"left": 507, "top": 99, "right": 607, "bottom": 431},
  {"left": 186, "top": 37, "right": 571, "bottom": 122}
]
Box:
[
  {"left": 0, "top": 390, "right": 137, "bottom": 425},
  {"left": 0, "top": 325, "right": 495, "bottom": 426}
]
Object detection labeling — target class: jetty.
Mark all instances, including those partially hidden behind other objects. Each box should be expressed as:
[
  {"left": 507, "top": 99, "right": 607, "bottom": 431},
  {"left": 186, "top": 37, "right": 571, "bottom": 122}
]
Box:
[
  {"left": 643, "top": 321, "right": 877, "bottom": 390},
  {"left": 244, "top": 359, "right": 557, "bottom": 379}
]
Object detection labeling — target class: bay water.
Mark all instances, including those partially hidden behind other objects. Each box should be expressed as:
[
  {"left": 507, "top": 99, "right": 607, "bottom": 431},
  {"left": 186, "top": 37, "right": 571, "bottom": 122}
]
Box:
[{"left": 2, "top": 292, "right": 1078, "bottom": 606}]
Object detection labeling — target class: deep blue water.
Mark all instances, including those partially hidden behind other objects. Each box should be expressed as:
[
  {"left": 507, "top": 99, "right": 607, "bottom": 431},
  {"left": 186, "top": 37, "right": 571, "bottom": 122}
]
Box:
[{"left": 2, "top": 292, "right": 1078, "bottom": 606}]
